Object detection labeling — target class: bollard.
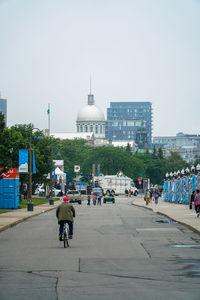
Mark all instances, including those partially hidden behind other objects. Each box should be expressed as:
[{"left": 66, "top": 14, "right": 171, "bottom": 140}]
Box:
[
  {"left": 49, "top": 199, "right": 54, "bottom": 205},
  {"left": 27, "top": 202, "right": 34, "bottom": 211}
]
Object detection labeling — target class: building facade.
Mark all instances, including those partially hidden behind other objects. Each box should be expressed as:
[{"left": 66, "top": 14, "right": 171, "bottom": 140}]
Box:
[
  {"left": 106, "top": 102, "right": 152, "bottom": 148},
  {"left": 76, "top": 94, "right": 106, "bottom": 139},
  {"left": 153, "top": 133, "right": 200, "bottom": 162},
  {"left": 0, "top": 96, "right": 7, "bottom": 126}
]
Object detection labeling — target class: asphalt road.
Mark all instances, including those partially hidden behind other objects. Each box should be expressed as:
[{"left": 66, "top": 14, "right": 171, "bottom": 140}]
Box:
[{"left": 0, "top": 197, "right": 200, "bottom": 300}]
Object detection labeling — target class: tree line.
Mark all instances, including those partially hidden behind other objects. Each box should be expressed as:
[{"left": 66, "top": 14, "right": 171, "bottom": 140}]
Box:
[{"left": 0, "top": 112, "right": 195, "bottom": 185}]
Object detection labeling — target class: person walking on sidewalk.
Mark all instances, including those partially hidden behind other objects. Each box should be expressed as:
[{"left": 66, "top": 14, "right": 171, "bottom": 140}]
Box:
[
  {"left": 194, "top": 189, "right": 200, "bottom": 217},
  {"left": 190, "top": 191, "right": 195, "bottom": 210},
  {"left": 145, "top": 189, "right": 150, "bottom": 205},
  {"left": 153, "top": 189, "right": 160, "bottom": 205}
]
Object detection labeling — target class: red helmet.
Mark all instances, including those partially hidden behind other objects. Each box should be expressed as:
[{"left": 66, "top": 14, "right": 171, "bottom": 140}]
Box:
[{"left": 63, "top": 196, "right": 69, "bottom": 202}]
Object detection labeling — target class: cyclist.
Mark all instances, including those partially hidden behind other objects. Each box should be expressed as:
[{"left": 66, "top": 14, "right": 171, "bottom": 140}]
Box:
[{"left": 56, "top": 196, "right": 75, "bottom": 241}]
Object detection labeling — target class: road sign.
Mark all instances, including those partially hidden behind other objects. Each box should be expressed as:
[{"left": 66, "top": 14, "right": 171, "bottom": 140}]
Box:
[
  {"left": 138, "top": 177, "right": 142, "bottom": 185},
  {"left": 74, "top": 165, "right": 80, "bottom": 172}
]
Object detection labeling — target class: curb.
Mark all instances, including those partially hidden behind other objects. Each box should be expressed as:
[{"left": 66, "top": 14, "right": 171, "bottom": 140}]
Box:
[
  {"left": 132, "top": 202, "right": 200, "bottom": 235},
  {"left": 0, "top": 202, "right": 59, "bottom": 233}
]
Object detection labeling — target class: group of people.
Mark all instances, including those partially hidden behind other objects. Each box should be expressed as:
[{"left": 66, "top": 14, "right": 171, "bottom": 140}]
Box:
[
  {"left": 87, "top": 193, "right": 102, "bottom": 206},
  {"left": 144, "top": 188, "right": 160, "bottom": 205},
  {"left": 190, "top": 189, "right": 200, "bottom": 217}
]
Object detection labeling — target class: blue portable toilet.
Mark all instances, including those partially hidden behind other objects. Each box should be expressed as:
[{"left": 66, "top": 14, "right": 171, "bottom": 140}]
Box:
[{"left": 0, "top": 168, "right": 20, "bottom": 209}]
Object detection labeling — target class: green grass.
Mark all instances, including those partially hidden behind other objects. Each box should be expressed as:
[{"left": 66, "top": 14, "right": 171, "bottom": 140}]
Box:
[
  {"left": 19, "top": 196, "right": 59, "bottom": 209},
  {"left": 0, "top": 196, "right": 59, "bottom": 212}
]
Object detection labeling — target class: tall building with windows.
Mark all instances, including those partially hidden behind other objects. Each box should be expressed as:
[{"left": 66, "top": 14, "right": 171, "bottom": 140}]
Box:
[
  {"left": 0, "top": 94, "right": 7, "bottom": 126},
  {"left": 76, "top": 94, "right": 106, "bottom": 139},
  {"left": 106, "top": 102, "right": 152, "bottom": 148}
]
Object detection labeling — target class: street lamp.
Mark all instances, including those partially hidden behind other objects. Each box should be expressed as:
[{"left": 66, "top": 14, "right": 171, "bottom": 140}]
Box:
[
  {"left": 9, "top": 148, "right": 13, "bottom": 168},
  {"left": 49, "top": 160, "right": 55, "bottom": 205},
  {"left": 27, "top": 128, "right": 43, "bottom": 211}
]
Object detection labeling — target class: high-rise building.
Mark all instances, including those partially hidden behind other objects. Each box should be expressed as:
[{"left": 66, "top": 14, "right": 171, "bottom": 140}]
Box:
[
  {"left": 106, "top": 102, "right": 152, "bottom": 148},
  {"left": 0, "top": 94, "right": 7, "bottom": 126}
]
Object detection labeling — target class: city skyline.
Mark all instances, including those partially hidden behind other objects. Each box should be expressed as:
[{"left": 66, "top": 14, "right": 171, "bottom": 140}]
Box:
[{"left": 0, "top": 0, "right": 199, "bottom": 136}]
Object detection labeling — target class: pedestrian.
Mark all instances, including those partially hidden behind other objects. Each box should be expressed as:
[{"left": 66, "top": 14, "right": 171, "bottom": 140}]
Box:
[
  {"left": 93, "top": 194, "right": 97, "bottom": 205},
  {"left": 190, "top": 191, "right": 195, "bottom": 210},
  {"left": 97, "top": 193, "right": 102, "bottom": 205},
  {"left": 153, "top": 189, "right": 160, "bottom": 205},
  {"left": 194, "top": 189, "right": 200, "bottom": 217},
  {"left": 87, "top": 195, "right": 91, "bottom": 206},
  {"left": 128, "top": 189, "right": 132, "bottom": 197},
  {"left": 149, "top": 189, "right": 153, "bottom": 203},
  {"left": 145, "top": 189, "right": 150, "bottom": 205},
  {"left": 59, "top": 190, "right": 64, "bottom": 201},
  {"left": 125, "top": 189, "right": 128, "bottom": 197}
]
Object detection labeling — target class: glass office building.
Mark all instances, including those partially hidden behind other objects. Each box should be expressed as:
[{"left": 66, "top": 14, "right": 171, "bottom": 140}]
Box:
[
  {"left": 0, "top": 97, "right": 7, "bottom": 126},
  {"left": 106, "top": 102, "right": 152, "bottom": 148}
]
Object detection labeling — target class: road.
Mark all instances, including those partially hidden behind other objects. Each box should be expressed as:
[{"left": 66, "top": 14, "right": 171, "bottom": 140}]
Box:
[{"left": 0, "top": 197, "right": 200, "bottom": 300}]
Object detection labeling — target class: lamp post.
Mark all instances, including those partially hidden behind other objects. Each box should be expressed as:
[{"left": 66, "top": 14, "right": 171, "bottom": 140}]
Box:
[
  {"left": 27, "top": 128, "right": 43, "bottom": 211},
  {"left": 49, "top": 159, "right": 54, "bottom": 205},
  {"left": 9, "top": 148, "right": 13, "bottom": 168},
  {"left": 196, "top": 163, "right": 200, "bottom": 190}
]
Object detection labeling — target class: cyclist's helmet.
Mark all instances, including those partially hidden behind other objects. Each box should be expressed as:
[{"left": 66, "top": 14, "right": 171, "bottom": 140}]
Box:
[{"left": 63, "top": 196, "right": 69, "bottom": 202}]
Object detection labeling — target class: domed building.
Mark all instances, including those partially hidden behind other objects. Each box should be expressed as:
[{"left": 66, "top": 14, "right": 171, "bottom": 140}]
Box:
[{"left": 76, "top": 94, "right": 106, "bottom": 139}]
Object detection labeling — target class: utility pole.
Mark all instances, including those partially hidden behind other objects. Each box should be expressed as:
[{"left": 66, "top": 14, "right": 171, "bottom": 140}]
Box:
[{"left": 27, "top": 135, "right": 33, "bottom": 211}]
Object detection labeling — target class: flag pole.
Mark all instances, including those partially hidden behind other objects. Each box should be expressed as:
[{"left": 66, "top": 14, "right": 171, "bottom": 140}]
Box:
[{"left": 48, "top": 103, "right": 50, "bottom": 136}]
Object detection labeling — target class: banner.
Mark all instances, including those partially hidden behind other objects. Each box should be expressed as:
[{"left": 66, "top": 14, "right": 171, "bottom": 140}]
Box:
[
  {"left": 19, "top": 150, "right": 28, "bottom": 173},
  {"left": 53, "top": 164, "right": 56, "bottom": 179},
  {"left": 0, "top": 168, "right": 19, "bottom": 179},
  {"left": 32, "top": 151, "right": 36, "bottom": 174}
]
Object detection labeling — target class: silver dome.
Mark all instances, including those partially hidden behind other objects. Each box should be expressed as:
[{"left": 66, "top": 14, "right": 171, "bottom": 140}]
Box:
[{"left": 77, "top": 104, "right": 105, "bottom": 122}]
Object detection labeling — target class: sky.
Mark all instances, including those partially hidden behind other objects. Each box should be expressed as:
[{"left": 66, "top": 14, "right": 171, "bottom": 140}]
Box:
[{"left": 0, "top": 0, "right": 199, "bottom": 137}]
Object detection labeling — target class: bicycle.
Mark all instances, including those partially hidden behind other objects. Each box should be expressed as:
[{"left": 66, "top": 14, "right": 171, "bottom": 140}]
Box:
[{"left": 63, "top": 222, "right": 70, "bottom": 248}]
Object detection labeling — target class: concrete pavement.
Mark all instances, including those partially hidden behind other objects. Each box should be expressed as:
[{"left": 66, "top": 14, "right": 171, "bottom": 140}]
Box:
[
  {"left": 0, "top": 200, "right": 61, "bottom": 232},
  {"left": 132, "top": 196, "right": 200, "bottom": 233},
  {"left": 0, "top": 195, "right": 200, "bottom": 234}
]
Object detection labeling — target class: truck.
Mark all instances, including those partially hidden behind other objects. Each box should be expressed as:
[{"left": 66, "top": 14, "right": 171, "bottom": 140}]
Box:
[
  {"left": 66, "top": 190, "right": 82, "bottom": 204},
  {"left": 93, "top": 172, "right": 138, "bottom": 196}
]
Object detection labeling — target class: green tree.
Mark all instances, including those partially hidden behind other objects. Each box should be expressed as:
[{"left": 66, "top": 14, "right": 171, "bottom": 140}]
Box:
[
  {"left": 158, "top": 147, "right": 164, "bottom": 159},
  {"left": 126, "top": 142, "right": 132, "bottom": 153}
]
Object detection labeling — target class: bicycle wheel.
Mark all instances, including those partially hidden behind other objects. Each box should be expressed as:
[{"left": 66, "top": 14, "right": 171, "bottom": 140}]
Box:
[
  {"left": 63, "top": 232, "right": 67, "bottom": 248},
  {"left": 66, "top": 225, "right": 70, "bottom": 247}
]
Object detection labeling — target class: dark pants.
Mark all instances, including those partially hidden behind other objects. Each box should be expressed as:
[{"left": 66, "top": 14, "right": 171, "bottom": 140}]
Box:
[
  {"left": 195, "top": 205, "right": 200, "bottom": 214},
  {"left": 59, "top": 220, "right": 73, "bottom": 236}
]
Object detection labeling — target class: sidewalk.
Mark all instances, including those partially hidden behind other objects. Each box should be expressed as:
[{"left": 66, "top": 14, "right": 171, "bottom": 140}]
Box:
[
  {"left": 132, "top": 196, "right": 200, "bottom": 234},
  {"left": 0, "top": 200, "right": 61, "bottom": 232}
]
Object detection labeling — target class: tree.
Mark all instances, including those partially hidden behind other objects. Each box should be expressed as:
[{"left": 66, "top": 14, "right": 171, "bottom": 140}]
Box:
[
  {"left": 158, "top": 147, "right": 164, "bottom": 159},
  {"left": 126, "top": 143, "right": 131, "bottom": 153}
]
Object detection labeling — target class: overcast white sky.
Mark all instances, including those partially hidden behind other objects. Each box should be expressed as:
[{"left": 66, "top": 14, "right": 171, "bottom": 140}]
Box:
[{"left": 0, "top": 0, "right": 199, "bottom": 136}]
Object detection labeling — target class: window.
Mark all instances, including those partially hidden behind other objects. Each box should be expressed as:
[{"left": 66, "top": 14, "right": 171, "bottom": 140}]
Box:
[
  {"left": 85, "top": 125, "right": 88, "bottom": 132},
  {"left": 95, "top": 125, "right": 98, "bottom": 134},
  {"left": 90, "top": 125, "right": 93, "bottom": 132}
]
